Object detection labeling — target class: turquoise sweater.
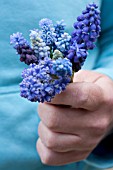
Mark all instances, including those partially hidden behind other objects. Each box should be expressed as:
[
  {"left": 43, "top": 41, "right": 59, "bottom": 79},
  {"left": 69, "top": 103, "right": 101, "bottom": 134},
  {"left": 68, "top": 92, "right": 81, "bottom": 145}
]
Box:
[{"left": 0, "top": 0, "right": 113, "bottom": 169}]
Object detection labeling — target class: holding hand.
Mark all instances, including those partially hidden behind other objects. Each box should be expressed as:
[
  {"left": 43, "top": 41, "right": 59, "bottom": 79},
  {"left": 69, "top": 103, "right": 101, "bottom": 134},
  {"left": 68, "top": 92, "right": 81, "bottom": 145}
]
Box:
[{"left": 37, "top": 70, "right": 113, "bottom": 166}]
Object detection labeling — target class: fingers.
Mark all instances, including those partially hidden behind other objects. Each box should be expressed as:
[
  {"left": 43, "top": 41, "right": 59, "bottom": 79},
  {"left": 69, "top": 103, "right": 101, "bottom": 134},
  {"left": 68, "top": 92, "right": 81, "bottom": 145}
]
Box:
[
  {"left": 38, "top": 103, "right": 103, "bottom": 134},
  {"left": 38, "top": 103, "right": 88, "bottom": 133},
  {"left": 38, "top": 103, "right": 108, "bottom": 139},
  {"left": 38, "top": 121, "right": 94, "bottom": 152},
  {"left": 36, "top": 138, "right": 90, "bottom": 166},
  {"left": 38, "top": 121, "right": 83, "bottom": 152},
  {"left": 51, "top": 82, "right": 104, "bottom": 111}
]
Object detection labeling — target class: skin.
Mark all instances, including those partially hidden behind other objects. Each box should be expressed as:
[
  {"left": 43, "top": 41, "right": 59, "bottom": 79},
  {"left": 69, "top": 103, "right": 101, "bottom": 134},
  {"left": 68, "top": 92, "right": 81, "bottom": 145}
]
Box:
[{"left": 36, "top": 70, "right": 113, "bottom": 166}]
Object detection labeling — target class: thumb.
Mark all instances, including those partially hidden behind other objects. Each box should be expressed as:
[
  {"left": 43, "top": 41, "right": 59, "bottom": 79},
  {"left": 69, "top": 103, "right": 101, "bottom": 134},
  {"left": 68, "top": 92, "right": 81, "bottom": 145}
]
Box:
[{"left": 73, "top": 70, "right": 104, "bottom": 83}]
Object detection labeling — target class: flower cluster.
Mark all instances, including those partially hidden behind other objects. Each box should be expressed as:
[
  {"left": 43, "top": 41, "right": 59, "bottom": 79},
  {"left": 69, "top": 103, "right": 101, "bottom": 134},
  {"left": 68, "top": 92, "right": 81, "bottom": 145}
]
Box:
[
  {"left": 10, "top": 32, "right": 38, "bottom": 65},
  {"left": 54, "top": 20, "right": 66, "bottom": 38},
  {"left": 10, "top": 3, "right": 101, "bottom": 103},
  {"left": 68, "top": 3, "right": 101, "bottom": 71},
  {"left": 30, "top": 29, "right": 50, "bottom": 61},
  {"left": 39, "top": 18, "right": 56, "bottom": 46},
  {"left": 55, "top": 33, "right": 71, "bottom": 56},
  {"left": 20, "top": 57, "right": 72, "bottom": 102}
]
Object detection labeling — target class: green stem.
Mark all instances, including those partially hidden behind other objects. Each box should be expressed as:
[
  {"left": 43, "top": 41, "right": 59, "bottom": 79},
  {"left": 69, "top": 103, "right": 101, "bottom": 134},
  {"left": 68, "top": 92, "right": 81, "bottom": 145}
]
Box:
[{"left": 70, "top": 71, "right": 74, "bottom": 83}]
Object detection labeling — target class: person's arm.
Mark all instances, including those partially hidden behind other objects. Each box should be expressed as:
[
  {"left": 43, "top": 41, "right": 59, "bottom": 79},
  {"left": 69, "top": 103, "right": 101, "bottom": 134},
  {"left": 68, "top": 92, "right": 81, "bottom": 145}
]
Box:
[
  {"left": 85, "top": 0, "right": 113, "bottom": 169},
  {"left": 36, "top": 1, "right": 113, "bottom": 168},
  {"left": 93, "top": 0, "right": 113, "bottom": 79}
]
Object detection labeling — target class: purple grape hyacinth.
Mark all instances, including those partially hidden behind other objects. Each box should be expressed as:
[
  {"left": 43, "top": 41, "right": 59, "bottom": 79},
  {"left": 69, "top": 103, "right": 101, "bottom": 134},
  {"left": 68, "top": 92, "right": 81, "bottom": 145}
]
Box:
[
  {"left": 68, "top": 2, "right": 101, "bottom": 72},
  {"left": 10, "top": 32, "right": 38, "bottom": 65},
  {"left": 68, "top": 40, "right": 88, "bottom": 71},
  {"left": 10, "top": 3, "right": 101, "bottom": 103},
  {"left": 72, "top": 3, "right": 101, "bottom": 50}
]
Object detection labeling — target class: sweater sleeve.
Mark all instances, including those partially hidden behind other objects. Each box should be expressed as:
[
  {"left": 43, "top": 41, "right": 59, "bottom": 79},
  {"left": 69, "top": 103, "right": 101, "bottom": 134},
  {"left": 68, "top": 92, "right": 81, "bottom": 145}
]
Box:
[
  {"left": 84, "top": 0, "right": 113, "bottom": 169},
  {"left": 93, "top": 0, "right": 113, "bottom": 79}
]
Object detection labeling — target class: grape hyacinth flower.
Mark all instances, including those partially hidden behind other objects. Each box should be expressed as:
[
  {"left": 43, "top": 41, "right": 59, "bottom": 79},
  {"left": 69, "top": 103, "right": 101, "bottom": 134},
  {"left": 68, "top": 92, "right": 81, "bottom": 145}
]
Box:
[
  {"left": 52, "top": 58, "right": 72, "bottom": 77},
  {"left": 39, "top": 18, "right": 53, "bottom": 28},
  {"left": 10, "top": 3, "right": 101, "bottom": 103},
  {"left": 55, "top": 32, "right": 71, "bottom": 55},
  {"left": 39, "top": 18, "right": 56, "bottom": 46},
  {"left": 20, "top": 57, "right": 72, "bottom": 102},
  {"left": 71, "top": 3, "right": 101, "bottom": 50},
  {"left": 10, "top": 32, "right": 38, "bottom": 65},
  {"left": 68, "top": 2, "right": 101, "bottom": 72},
  {"left": 10, "top": 32, "right": 28, "bottom": 49},
  {"left": 30, "top": 30, "right": 50, "bottom": 60},
  {"left": 68, "top": 40, "right": 88, "bottom": 71},
  {"left": 54, "top": 20, "right": 66, "bottom": 38},
  {"left": 20, "top": 57, "right": 53, "bottom": 102}
]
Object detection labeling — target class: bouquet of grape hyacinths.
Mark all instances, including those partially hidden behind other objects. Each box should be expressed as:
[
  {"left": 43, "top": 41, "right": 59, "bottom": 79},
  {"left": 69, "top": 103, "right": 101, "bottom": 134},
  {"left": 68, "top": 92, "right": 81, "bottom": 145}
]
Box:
[{"left": 10, "top": 3, "right": 101, "bottom": 103}]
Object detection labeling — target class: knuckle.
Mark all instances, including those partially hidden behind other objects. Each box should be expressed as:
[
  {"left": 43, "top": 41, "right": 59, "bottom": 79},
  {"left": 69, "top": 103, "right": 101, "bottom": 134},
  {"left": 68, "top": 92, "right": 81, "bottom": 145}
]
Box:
[
  {"left": 38, "top": 122, "right": 57, "bottom": 150},
  {"left": 41, "top": 151, "right": 51, "bottom": 165},
  {"left": 101, "top": 78, "right": 113, "bottom": 107},
  {"left": 104, "top": 95, "right": 113, "bottom": 108},
  {"left": 98, "top": 119, "right": 109, "bottom": 133},
  {"left": 38, "top": 104, "right": 59, "bottom": 130},
  {"left": 92, "top": 118, "right": 109, "bottom": 136},
  {"left": 109, "top": 97, "right": 113, "bottom": 106},
  {"left": 78, "top": 92, "right": 89, "bottom": 107},
  {"left": 47, "top": 115, "right": 56, "bottom": 129},
  {"left": 75, "top": 85, "right": 89, "bottom": 107},
  {"left": 46, "top": 132, "right": 56, "bottom": 149},
  {"left": 36, "top": 139, "right": 53, "bottom": 165},
  {"left": 46, "top": 110, "right": 59, "bottom": 130}
]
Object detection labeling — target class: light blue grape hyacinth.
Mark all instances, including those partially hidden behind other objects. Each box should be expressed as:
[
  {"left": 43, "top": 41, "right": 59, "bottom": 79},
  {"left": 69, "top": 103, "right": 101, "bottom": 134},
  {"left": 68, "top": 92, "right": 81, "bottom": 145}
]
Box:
[
  {"left": 39, "top": 18, "right": 56, "bottom": 46},
  {"left": 30, "top": 29, "right": 50, "bottom": 61},
  {"left": 55, "top": 32, "right": 71, "bottom": 55}
]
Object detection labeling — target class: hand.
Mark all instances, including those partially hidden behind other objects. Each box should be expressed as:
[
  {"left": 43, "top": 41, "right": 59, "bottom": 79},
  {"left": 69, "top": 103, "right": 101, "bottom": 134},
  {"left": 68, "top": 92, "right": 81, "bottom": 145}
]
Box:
[{"left": 36, "top": 70, "right": 113, "bottom": 166}]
